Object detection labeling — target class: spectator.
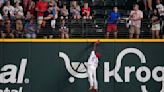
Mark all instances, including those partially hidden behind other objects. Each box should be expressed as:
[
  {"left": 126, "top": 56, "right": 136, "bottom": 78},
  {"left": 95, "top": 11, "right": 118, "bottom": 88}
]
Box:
[
  {"left": 82, "top": 2, "right": 92, "bottom": 19},
  {"left": 41, "top": 7, "right": 54, "bottom": 38},
  {"left": 14, "top": 2, "right": 24, "bottom": 38},
  {"left": 23, "top": 0, "right": 31, "bottom": 11},
  {"left": 50, "top": 0, "right": 60, "bottom": 17},
  {"left": 150, "top": 9, "right": 160, "bottom": 38},
  {"left": 49, "top": 0, "right": 59, "bottom": 28},
  {"left": 146, "top": 0, "right": 152, "bottom": 10},
  {"left": 70, "top": 1, "right": 81, "bottom": 19},
  {"left": 14, "top": 2, "right": 24, "bottom": 17},
  {"left": 59, "top": 19, "right": 69, "bottom": 39},
  {"left": 0, "top": 0, "right": 3, "bottom": 37},
  {"left": 15, "top": 17, "right": 24, "bottom": 38},
  {"left": 106, "top": 7, "right": 120, "bottom": 38},
  {"left": 3, "top": 1, "right": 15, "bottom": 19},
  {"left": 25, "top": 11, "right": 34, "bottom": 20},
  {"left": 0, "top": 14, "right": 3, "bottom": 38},
  {"left": 137, "top": 0, "right": 152, "bottom": 10},
  {"left": 25, "top": 11, "right": 34, "bottom": 21},
  {"left": 156, "top": 0, "right": 164, "bottom": 38},
  {"left": 27, "top": 0, "right": 35, "bottom": 17},
  {"left": 55, "top": 0, "right": 63, "bottom": 7},
  {"left": 1, "top": 18, "right": 14, "bottom": 38},
  {"left": 24, "top": 18, "right": 37, "bottom": 38},
  {"left": 35, "top": 0, "right": 48, "bottom": 30},
  {"left": 43, "top": 7, "right": 54, "bottom": 21},
  {"left": 129, "top": 4, "right": 143, "bottom": 39},
  {"left": 60, "top": 5, "right": 69, "bottom": 19},
  {"left": 15, "top": 14, "right": 24, "bottom": 38}
]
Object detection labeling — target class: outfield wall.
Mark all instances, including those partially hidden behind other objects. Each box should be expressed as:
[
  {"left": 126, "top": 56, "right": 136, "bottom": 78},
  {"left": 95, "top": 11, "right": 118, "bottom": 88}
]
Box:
[{"left": 0, "top": 39, "right": 164, "bottom": 92}]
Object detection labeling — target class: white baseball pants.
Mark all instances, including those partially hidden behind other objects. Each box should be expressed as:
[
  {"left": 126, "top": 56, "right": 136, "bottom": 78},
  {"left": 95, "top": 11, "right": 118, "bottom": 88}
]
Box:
[{"left": 88, "top": 66, "right": 98, "bottom": 89}]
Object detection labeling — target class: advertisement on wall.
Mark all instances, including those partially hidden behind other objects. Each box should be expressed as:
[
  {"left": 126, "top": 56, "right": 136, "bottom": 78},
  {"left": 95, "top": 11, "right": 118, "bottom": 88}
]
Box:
[{"left": 0, "top": 39, "right": 164, "bottom": 92}]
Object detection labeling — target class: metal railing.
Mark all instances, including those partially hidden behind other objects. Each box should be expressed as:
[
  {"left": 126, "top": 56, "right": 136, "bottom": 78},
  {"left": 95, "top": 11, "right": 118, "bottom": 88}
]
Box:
[{"left": 0, "top": 18, "right": 154, "bottom": 38}]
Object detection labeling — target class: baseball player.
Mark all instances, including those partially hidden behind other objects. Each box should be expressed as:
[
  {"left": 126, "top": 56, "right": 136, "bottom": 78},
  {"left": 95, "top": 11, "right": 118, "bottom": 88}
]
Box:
[{"left": 87, "top": 41, "right": 101, "bottom": 92}]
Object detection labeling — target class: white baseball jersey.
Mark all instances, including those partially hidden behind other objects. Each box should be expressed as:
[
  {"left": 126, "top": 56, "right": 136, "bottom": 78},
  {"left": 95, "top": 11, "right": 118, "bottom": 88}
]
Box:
[
  {"left": 88, "top": 51, "right": 99, "bottom": 69},
  {"left": 156, "top": 4, "right": 164, "bottom": 16}
]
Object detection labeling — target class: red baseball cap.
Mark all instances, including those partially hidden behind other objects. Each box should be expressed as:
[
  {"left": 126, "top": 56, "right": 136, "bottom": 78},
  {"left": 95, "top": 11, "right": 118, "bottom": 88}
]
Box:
[{"left": 95, "top": 52, "right": 102, "bottom": 58}]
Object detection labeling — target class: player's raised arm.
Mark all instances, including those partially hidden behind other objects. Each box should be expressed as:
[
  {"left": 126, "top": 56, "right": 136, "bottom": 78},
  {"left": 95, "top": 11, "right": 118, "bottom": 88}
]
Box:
[{"left": 93, "top": 40, "right": 100, "bottom": 51}]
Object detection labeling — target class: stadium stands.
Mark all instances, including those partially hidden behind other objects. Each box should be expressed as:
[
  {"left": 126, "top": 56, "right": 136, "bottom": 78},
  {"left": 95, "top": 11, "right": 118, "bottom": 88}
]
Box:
[{"left": 0, "top": 0, "right": 163, "bottom": 38}]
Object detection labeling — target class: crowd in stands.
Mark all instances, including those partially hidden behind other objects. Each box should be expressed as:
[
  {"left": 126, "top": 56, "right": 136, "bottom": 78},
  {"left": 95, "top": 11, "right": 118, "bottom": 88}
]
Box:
[{"left": 0, "top": 0, "right": 163, "bottom": 39}]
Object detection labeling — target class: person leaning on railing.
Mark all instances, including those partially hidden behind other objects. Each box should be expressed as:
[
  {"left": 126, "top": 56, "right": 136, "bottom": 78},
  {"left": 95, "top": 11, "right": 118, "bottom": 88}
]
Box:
[
  {"left": 24, "top": 18, "right": 37, "bottom": 38},
  {"left": 49, "top": 0, "right": 59, "bottom": 29},
  {"left": 156, "top": 0, "right": 164, "bottom": 39},
  {"left": 150, "top": 9, "right": 160, "bottom": 39},
  {"left": 82, "top": 2, "right": 92, "bottom": 20},
  {"left": 128, "top": 4, "right": 143, "bottom": 39},
  {"left": 106, "top": 6, "right": 121, "bottom": 39},
  {"left": 59, "top": 19, "right": 69, "bottom": 39},
  {"left": 41, "top": 6, "right": 55, "bottom": 39},
  {"left": 0, "top": 14, "right": 3, "bottom": 38},
  {"left": 35, "top": 0, "right": 48, "bottom": 31},
  {"left": 1, "top": 17, "right": 15, "bottom": 38},
  {"left": 14, "top": 1, "right": 24, "bottom": 38}
]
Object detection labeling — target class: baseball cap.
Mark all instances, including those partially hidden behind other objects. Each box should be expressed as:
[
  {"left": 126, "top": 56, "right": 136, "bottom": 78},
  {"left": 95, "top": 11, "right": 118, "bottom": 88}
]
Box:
[{"left": 95, "top": 52, "right": 102, "bottom": 58}]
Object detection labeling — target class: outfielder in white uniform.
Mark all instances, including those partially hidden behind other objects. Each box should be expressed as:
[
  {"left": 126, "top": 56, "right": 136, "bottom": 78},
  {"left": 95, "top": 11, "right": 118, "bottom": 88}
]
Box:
[{"left": 87, "top": 42, "right": 101, "bottom": 92}]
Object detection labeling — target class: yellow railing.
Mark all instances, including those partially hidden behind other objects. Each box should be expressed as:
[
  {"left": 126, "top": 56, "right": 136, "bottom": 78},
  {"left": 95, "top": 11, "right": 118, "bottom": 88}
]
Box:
[{"left": 0, "top": 39, "right": 164, "bottom": 42}]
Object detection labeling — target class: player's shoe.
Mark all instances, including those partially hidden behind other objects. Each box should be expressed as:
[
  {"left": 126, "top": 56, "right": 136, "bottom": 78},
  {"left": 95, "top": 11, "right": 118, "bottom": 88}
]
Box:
[
  {"left": 89, "top": 86, "right": 94, "bottom": 90},
  {"left": 89, "top": 86, "right": 94, "bottom": 91},
  {"left": 94, "top": 89, "right": 98, "bottom": 92}
]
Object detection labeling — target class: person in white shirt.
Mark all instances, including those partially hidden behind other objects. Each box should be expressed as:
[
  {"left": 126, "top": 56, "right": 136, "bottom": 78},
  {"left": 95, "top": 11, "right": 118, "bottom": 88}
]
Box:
[
  {"left": 87, "top": 41, "right": 101, "bottom": 92},
  {"left": 59, "top": 19, "right": 69, "bottom": 39},
  {"left": 129, "top": 4, "right": 143, "bottom": 39},
  {"left": 3, "top": 1, "right": 14, "bottom": 15},
  {"left": 156, "top": 0, "right": 164, "bottom": 38},
  {"left": 156, "top": 0, "right": 164, "bottom": 16},
  {"left": 3, "top": 1, "right": 15, "bottom": 19},
  {"left": 14, "top": 1, "right": 24, "bottom": 17}
]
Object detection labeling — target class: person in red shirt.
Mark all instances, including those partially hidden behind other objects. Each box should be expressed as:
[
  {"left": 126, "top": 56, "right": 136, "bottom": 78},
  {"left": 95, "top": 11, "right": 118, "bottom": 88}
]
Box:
[
  {"left": 28, "top": 0, "right": 35, "bottom": 17},
  {"left": 82, "top": 2, "right": 92, "bottom": 19},
  {"left": 35, "top": 0, "right": 48, "bottom": 30}
]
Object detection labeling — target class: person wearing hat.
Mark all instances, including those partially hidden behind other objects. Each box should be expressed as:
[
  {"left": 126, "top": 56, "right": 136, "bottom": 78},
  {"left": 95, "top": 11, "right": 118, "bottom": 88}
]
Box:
[{"left": 87, "top": 41, "right": 101, "bottom": 92}]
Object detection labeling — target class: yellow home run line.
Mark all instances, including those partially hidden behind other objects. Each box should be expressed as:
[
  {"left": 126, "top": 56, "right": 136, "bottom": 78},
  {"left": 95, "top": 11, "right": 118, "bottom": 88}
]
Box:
[{"left": 0, "top": 39, "right": 164, "bottom": 42}]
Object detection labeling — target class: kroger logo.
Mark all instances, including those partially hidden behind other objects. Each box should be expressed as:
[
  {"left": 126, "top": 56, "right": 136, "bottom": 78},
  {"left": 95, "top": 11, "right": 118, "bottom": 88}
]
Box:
[{"left": 59, "top": 48, "right": 164, "bottom": 92}]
